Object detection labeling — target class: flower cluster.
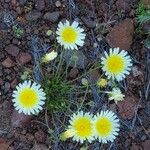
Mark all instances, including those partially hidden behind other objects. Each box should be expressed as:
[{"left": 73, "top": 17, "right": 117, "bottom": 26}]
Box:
[
  {"left": 11, "top": 19, "right": 133, "bottom": 135},
  {"left": 62, "top": 110, "right": 120, "bottom": 144},
  {"left": 98, "top": 47, "right": 132, "bottom": 104}
]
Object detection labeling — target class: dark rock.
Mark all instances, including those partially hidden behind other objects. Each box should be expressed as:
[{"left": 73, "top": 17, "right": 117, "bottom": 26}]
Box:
[
  {"left": 25, "top": 10, "right": 42, "bottom": 21},
  {"left": 2, "top": 57, "right": 15, "bottom": 68},
  {"left": 16, "top": 6, "right": 22, "bottom": 15},
  {"left": 6, "top": 75, "right": 11, "bottom": 81},
  {"left": 18, "top": 0, "right": 26, "bottom": 5},
  {"left": 0, "top": 101, "right": 12, "bottom": 129},
  {"left": 34, "top": 130, "right": 46, "bottom": 143},
  {"left": 11, "top": 110, "right": 32, "bottom": 128},
  {"left": 32, "top": 143, "right": 48, "bottom": 150},
  {"left": 89, "top": 70, "right": 100, "bottom": 83},
  {"left": 5, "top": 44, "right": 20, "bottom": 57},
  {"left": 63, "top": 50, "right": 88, "bottom": 69},
  {"left": 68, "top": 68, "right": 79, "bottom": 79},
  {"left": 5, "top": 0, "right": 11, "bottom": 2},
  {"left": 12, "top": 38, "right": 20, "bottom": 45},
  {"left": 17, "top": 52, "right": 32, "bottom": 65},
  {"left": 44, "top": 11, "right": 60, "bottom": 22},
  {"left": 4, "top": 82, "right": 10, "bottom": 93},
  {"left": 4, "top": 69, "right": 11, "bottom": 74},
  {"left": 106, "top": 19, "right": 134, "bottom": 50},
  {"left": 81, "top": 16, "right": 96, "bottom": 28},
  {"left": 143, "top": 22, "right": 150, "bottom": 33},
  {"left": 35, "top": 0, "right": 45, "bottom": 11}
]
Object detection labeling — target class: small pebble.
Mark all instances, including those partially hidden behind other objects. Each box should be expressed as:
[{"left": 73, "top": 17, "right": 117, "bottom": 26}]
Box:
[{"left": 55, "top": 1, "right": 61, "bottom": 7}]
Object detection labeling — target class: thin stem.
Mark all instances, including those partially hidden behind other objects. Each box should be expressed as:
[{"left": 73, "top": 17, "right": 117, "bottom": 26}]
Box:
[{"left": 68, "top": 65, "right": 101, "bottom": 83}]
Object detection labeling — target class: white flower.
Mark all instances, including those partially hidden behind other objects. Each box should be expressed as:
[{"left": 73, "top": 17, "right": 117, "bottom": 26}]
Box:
[
  {"left": 108, "top": 88, "right": 125, "bottom": 104},
  {"left": 65, "top": 111, "right": 95, "bottom": 143},
  {"left": 94, "top": 110, "right": 120, "bottom": 143},
  {"left": 12, "top": 80, "right": 46, "bottom": 115},
  {"left": 42, "top": 50, "right": 58, "bottom": 63},
  {"left": 56, "top": 20, "right": 86, "bottom": 50},
  {"left": 101, "top": 47, "right": 132, "bottom": 81}
]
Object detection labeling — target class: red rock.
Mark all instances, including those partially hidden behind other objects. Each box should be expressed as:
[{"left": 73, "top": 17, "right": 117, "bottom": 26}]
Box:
[
  {"left": 142, "top": 140, "right": 150, "bottom": 150},
  {"left": 11, "top": 0, "right": 17, "bottom": 7},
  {"left": 11, "top": 110, "right": 32, "bottom": 128},
  {"left": 26, "top": 133, "right": 34, "bottom": 142},
  {"left": 0, "top": 79, "right": 3, "bottom": 86},
  {"left": 131, "top": 143, "right": 142, "bottom": 150},
  {"left": 17, "top": 52, "right": 32, "bottom": 65},
  {"left": 0, "top": 138, "right": 12, "bottom": 150},
  {"left": 116, "top": 0, "right": 131, "bottom": 12},
  {"left": 106, "top": 19, "right": 134, "bottom": 50},
  {"left": 117, "top": 94, "right": 138, "bottom": 120},
  {"left": 2, "top": 57, "right": 15, "bottom": 68},
  {"left": 127, "top": 73, "right": 144, "bottom": 94},
  {"left": 10, "top": 79, "right": 17, "bottom": 89},
  {"left": 34, "top": 130, "right": 46, "bottom": 143},
  {"left": 5, "top": 44, "right": 20, "bottom": 57}
]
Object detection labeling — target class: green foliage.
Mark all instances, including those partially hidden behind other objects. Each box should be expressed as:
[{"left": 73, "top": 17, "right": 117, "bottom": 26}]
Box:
[
  {"left": 144, "top": 36, "right": 150, "bottom": 48},
  {"left": 136, "top": 2, "right": 150, "bottom": 23},
  {"left": 12, "top": 25, "right": 24, "bottom": 38},
  {"left": 42, "top": 75, "right": 70, "bottom": 113},
  {"left": 20, "top": 70, "right": 32, "bottom": 81}
]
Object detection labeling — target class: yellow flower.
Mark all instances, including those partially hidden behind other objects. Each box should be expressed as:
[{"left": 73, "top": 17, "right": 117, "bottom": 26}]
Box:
[
  {"left": 65, "top": 111, "right": 94, "bottom": 143},
  {"left": 101, "top": 47, "right": 132, "bottom": 81},
  {"left": 60, "top": 129, "right": 75, "bottom": 141},
  {"left": 94, "top": 110, "right": 120, "bottom": 143},
  {"left": 56, "top": 20, "right": 86, "bottom": 50},
  {"left": 12, "top": 80, "right": 46, "bottom": 115},
  {"left": 97, "top": 78, "right": 108, "bottom": 88},
  {"left": 108, "top": 88, "right": 125, "bottom": 104},
  {"left": 42, "top": 50, "right": 58, "bottom": 63}
]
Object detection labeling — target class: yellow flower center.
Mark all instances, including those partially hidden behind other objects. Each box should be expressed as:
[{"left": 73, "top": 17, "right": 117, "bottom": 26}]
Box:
[
  {"left": 73, "top": 117, "right": 93, "bottom": 137},
  {"left": 97, "top": 78, "right": 108, "bottom": 87},
  {"left": 96, "top": 117, "right": 112, "bottom": 136},
  {"left": 61, "top": 27, "right": 78, "bottom": 43},
  {"left": 106, "top": 55, "right": 125, "bottom": 74},
  {"left": 19, "top": 88, "right": 38, "bottom": 108}
]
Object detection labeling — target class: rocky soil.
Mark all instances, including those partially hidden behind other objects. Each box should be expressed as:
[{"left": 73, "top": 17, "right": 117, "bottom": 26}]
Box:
[{"left": 0, "top": 0, "right": 150, "bottom": 150}]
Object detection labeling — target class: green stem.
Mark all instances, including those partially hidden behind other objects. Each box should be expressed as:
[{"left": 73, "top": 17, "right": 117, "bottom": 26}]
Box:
[{"left": 68, "top": 65, "right": 102, "bottom": 83}]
